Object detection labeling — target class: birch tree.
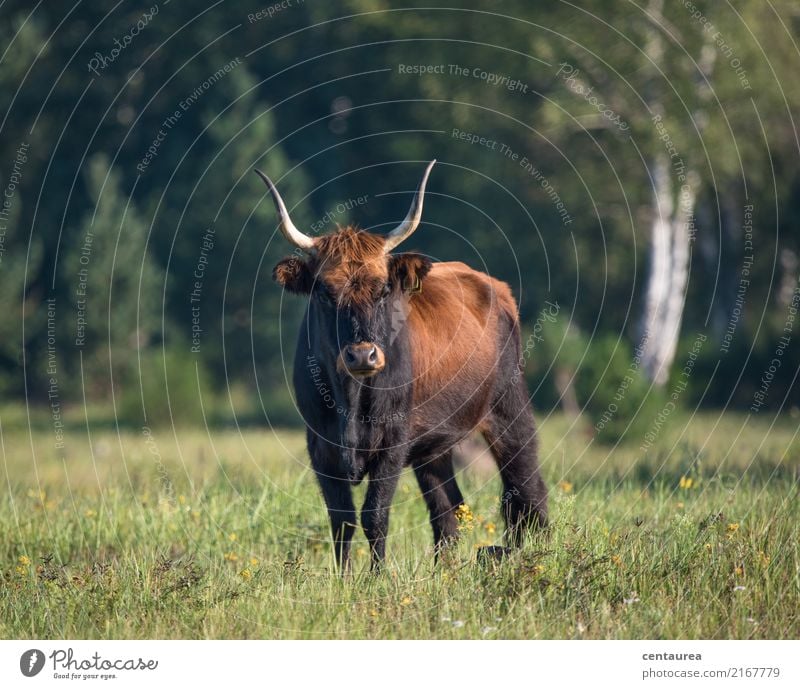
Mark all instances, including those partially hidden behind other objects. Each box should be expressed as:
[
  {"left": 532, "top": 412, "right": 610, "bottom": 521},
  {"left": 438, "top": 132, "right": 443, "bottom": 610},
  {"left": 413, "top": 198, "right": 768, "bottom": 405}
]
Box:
[
  {"left": 637, "top": 0, "right": 712, "bottom": 385},
  {"left": 533, "top": 0, "right": 729, "bottom": 386}
]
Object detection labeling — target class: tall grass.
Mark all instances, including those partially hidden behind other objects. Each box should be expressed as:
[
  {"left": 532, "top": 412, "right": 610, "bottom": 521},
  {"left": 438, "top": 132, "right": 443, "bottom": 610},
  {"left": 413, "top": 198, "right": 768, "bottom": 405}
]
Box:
[{"left": 1, "top": 412, "right": 798, "bottom": 638}]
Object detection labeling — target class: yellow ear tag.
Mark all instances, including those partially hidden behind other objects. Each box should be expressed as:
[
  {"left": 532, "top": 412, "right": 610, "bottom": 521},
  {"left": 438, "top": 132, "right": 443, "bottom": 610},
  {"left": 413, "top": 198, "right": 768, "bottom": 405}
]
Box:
[{"left": 404, "top": 275, "right": 422, "bottom": 294}]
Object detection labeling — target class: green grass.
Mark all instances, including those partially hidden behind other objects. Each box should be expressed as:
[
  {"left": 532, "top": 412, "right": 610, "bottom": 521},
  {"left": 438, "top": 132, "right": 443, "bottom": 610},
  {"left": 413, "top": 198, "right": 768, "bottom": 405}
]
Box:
[{"left": 1, "top": 411, "right": 798, "bottom": 639}]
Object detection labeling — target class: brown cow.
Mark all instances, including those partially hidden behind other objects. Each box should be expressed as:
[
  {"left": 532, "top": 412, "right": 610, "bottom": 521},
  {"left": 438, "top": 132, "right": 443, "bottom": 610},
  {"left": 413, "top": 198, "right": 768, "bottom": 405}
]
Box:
[{"left": 258, "top": 161, "right": 547, "bottom": 570}]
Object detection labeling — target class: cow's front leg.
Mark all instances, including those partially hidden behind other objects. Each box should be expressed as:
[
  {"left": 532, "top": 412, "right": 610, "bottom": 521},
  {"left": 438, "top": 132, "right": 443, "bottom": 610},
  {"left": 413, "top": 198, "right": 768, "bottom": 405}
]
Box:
[
  {"left": 309, "top": 433, "right": 357, "bottom": 572},
  {"left": 412, "top": 450, "right": 464, "bottom": 556},
  {"left": 361, "top": 451, "right": 404, "bottom": 571},
  {"left": 317, "top": 474, "right": 357, "bottom": 571}
]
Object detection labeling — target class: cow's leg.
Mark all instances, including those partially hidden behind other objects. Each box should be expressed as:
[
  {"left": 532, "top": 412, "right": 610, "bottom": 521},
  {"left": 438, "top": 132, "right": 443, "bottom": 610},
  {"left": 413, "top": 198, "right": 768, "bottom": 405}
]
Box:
[
  {"left": 309, "top": 433, "right": 357, "bottom": 572},
  {"left": 482, "top": 380, "right": 548, "bottom": 547},
  {"left": 317, "top": 474, "right": 358, "bottom": 571},
  {"left": 361, "top": 452, "right": 404, "bottom": 571},
  {"left": 412, "top": 450, "right": 464, "bottom": 555}
]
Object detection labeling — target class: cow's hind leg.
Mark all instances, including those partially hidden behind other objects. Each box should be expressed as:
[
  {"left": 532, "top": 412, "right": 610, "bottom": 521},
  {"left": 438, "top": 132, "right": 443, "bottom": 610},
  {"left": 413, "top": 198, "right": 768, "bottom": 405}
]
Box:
[
  {"left": 482, "top": 379, "right": 548, "bottom": 547},
  {"left": 308, "top": 433, "right": 357, "bottom": 572},
  {"left": 412, "top": 449, "right": 464, "bottom": 555}
]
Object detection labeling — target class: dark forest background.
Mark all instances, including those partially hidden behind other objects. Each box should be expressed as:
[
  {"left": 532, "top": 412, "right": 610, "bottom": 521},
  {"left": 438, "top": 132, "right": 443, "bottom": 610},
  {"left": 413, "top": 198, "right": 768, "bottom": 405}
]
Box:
[{"left": 1, "top": 0, "right": 798, "bottom": 436}]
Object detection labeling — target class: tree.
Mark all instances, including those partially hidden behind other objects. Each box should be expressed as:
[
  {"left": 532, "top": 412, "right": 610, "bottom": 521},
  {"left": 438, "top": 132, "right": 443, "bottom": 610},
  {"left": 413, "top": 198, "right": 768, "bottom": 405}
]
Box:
[{"left": 65, "top": 153, "right": 163, "bottom": 404}]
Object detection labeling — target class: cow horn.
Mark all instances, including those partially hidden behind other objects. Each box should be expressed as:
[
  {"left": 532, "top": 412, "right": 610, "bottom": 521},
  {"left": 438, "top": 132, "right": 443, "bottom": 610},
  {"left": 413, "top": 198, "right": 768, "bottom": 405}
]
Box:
[
  {"left": 254, "top": 169, "right": 316, "bottom": 252},
  {"left": 383, "top": 160, "right": 436, "bottom": 252}
]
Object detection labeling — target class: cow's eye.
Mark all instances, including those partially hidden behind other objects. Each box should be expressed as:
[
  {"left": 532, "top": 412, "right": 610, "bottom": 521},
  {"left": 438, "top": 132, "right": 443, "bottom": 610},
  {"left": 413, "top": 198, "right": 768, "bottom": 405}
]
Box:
[{"left": 316, "top": 288, "right": 335, "bottom": 306}]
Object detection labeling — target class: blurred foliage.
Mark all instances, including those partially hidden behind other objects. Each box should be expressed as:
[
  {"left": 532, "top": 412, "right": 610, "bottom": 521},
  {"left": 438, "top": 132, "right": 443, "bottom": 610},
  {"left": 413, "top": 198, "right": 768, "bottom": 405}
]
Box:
[
  {"left": 115, "top": 345, "right": 212, "bottom": 428},
  {"left": 0, "top": 0, "right": 798, "bottom": 429},
  {"left": 574, "top": 335, "right": 668, "bottom": 445}
]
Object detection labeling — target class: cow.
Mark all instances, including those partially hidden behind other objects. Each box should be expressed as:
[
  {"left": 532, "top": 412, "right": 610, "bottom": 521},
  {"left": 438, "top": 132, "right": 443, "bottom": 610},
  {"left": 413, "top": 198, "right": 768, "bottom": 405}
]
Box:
[{"left": 256, "top": 160, "right": 547, "bottom": 571}]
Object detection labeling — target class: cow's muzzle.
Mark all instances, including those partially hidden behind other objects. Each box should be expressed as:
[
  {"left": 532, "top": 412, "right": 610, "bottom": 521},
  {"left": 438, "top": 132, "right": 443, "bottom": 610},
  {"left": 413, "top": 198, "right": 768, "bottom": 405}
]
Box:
[{"left": 338, "top": 342, "right": 386, "bottom": 377}]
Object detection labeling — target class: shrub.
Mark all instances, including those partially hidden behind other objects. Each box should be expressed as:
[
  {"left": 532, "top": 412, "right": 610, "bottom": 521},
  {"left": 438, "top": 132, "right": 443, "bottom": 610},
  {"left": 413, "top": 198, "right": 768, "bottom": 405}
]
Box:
[
  {"left": 115, "top": 345, "right": 213, "bottom": 427},
  {"left": 575, "top": 335, "right": 668, "bottom": 445}
]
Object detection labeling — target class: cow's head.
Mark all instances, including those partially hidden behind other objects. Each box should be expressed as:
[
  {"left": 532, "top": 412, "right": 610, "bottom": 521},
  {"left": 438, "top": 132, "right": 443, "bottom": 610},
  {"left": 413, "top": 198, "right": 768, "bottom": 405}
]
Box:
[{"left": 258, "top": 162, "right": 435, "bottom": 380}]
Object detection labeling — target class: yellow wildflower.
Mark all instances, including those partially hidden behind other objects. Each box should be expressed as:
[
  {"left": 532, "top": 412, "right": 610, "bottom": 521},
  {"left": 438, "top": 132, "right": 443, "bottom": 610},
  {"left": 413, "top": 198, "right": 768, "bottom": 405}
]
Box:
[
  {"left": 400, "top": 596, "right": 412, "bottom": 606},
  {"left": 704, "top": 543, "right": 712, "bottom": 553},
  {"left": 84, "top": 509, "right": 97, "bottom": 518},
  {"left": 484, "top": 521, "right": 496, "bottom": 535},
  {"left": 679, "top": 476, "right": 694, "bottom": 490},
  {"left": 456, "top": 504, "right": 473, "bottom": 520},
  {"left": 229, "top": 533, "right": 238, "bottom": 542},
  {"left": 455, "top": 504, "right": 474, "bottom": 531},
  {"left": 249, "top": 557, "right": 259, "bottom": 567},
  {"left": 758, "top": 551, "right": 770, "bottom": 567},
  {"left": 611, "top": 555, "right": 622, "bottom": 567},
  {"left": 239, "top": 568, "right": 252, "bottom": 581},
  {"left": 369, "top": 608, "right": 379, "bottom": 618},
  {"left": 727, "top": 523, "right": 739, "bottom": 533},
  {"left": 676, "top": 501, "right": 684, "bottom": 509},
  {"left": 223, "top": 551, "right": 238, "bottom": 562},
  {"left": 558, "top": 480, "right": 573, "bottom": 494},
  {"left": 18, "top": 555, "right": 31, "bottom": 567},
  {"left": 735, "top": 566, "right": 744, "bottom": 576}
]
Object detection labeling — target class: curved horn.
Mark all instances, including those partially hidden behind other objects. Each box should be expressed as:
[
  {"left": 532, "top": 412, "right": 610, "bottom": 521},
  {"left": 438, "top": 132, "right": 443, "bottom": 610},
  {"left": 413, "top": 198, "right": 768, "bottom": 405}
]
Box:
[
  {"left": 383, "top": 160, "right": 436, "bottom": 252},
  {"left": 254, "top": 169, "right": 316, "bottom": 252}
]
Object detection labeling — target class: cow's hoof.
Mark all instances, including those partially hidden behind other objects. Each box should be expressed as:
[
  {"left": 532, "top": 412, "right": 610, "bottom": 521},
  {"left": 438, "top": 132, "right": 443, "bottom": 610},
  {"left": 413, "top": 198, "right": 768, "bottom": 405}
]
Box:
[{"left": 476, "top": 545, "right": 512, "bottom": 565}]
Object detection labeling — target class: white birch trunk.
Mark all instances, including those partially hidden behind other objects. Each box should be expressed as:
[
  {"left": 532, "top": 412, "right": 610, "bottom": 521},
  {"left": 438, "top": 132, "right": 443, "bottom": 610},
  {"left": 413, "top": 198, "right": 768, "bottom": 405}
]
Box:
[
  {"left": 637, "top": 0, "right": 706, "bottom": 386},
  {"left": 639, "top": 157, "right": 696, "bottom": 385}
]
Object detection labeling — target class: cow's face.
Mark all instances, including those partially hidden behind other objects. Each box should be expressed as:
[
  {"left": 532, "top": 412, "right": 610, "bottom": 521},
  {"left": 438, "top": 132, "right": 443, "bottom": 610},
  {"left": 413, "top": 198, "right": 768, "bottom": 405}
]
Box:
[
  {"left": 257, "top": 160, "right": 436, "bottom": 380},
  {"left": 273, "top": 228, "right": 431, "bottom": 378}
]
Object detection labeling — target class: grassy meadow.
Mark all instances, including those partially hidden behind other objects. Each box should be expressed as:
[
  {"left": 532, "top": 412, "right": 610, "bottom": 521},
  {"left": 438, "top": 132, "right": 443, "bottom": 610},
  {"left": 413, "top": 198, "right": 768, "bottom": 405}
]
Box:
[{"left": 1, "top": 410, "right": 798, "bottom": 639}]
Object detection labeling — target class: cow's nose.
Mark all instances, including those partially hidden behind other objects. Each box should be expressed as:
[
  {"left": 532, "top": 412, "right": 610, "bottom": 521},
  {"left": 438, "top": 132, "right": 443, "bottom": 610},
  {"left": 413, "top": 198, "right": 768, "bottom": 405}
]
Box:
[{"left": 340, "top": 343, "right": 385, "bottom": 376}]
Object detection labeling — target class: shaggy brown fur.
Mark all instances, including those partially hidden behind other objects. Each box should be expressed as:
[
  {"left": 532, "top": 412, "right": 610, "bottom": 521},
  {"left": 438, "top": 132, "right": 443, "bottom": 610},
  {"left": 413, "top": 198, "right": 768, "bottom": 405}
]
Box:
[
  {"left": 312, "top": 227, "right": 388, "bottom": 311},
  {"left": 406, "top": 261, "right": 519, "bottom": 424}
]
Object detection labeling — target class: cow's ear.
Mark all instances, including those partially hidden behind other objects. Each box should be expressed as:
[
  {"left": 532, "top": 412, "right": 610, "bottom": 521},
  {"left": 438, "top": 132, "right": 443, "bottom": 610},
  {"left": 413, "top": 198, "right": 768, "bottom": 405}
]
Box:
[
  {"left": 388, "top": 253, "right": 432, "bottom": 293},
  {"left": 273, "top": 256, "right": 313, "bottom": 294}
]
